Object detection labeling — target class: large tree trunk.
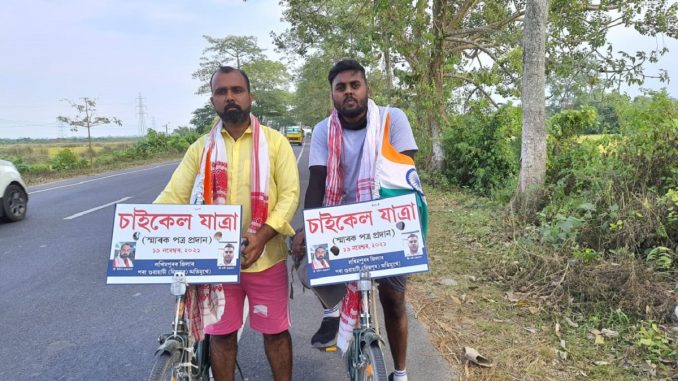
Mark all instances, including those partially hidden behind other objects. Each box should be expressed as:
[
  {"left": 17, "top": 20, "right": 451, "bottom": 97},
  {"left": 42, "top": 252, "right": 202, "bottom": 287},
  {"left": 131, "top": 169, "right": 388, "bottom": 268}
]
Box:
[
  {"left": 514, "top": 0, "right": 548, "bottom": 215},
  {"left": 428, "top": 0, "right": 447, "bottom": 172}
]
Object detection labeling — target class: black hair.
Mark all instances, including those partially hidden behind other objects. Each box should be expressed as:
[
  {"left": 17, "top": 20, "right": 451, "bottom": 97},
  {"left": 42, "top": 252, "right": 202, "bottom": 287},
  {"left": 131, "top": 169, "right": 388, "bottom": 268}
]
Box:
[
  {"left": 224, "top": 243, "right": 235, "bottom": 249},
  {"left": 328, "top": 59, "right": 367, "bottom": 86},
  {"left": 407, "top": 233, "right": 418, "bottom": 239},
  {"left": 210, "top": 66, "right": 251, "bottom": 93}
]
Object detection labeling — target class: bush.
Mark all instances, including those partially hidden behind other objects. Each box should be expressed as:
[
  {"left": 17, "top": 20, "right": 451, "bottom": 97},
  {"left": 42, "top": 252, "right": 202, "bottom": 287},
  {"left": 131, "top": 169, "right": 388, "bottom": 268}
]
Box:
[
  {"left": 442, "top": 104, "right": 522, "bottom": 194},
  {"left": 616, "top": 91, "right": 678, "bottom": 194},
  {"left": 23, "top": 163, "right": 52, "bottom": 175},
  {"left": 540, "top": 91, "right": 678, "bottom": 259},
  {"left": 49, "top": 148, "right": 83, "bottom": 170}
]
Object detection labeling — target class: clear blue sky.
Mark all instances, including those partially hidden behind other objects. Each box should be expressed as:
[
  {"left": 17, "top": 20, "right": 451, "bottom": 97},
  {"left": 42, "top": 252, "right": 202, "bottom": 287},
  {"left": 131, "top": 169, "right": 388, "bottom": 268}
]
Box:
[{"left": 0, "top": 0, "right": 676, "bottom": 140}]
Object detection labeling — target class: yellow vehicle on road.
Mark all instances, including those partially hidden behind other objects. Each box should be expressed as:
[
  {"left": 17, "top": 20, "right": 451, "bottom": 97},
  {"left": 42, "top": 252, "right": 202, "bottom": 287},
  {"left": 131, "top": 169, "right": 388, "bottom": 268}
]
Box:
[{"left": 285, "top": 126, "right": 303, "bottom": 145}]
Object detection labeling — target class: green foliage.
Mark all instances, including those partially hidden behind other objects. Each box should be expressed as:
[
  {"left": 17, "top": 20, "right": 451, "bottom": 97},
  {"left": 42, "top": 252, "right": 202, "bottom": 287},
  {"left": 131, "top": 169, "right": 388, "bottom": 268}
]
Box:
[
  {"left": 168, "top": 130, "right": 201, "bottom": 152},
  {"left": 3, "top": 157, "right": 53, "bottom": 175},
  {"left": 572, "top": 247, "right": 601, "bottom": 264},
  {"left": 661, "top": 188, "right": 678, "bottom": 241},
  {"left": 549, "top": 106, "right": 599, "bottom": 141},
  {"left": 133, "top": 129, "right": 195, "bottom": 158},
  {"left": 549, "top": 89, "right": 631, "bottom": 134},
  {"left": 636, "top": 321, "right": 676, "bottom": 363},
  {"left": 539, "top": 213, "right": 584, "bottom": 245},
  {"left": 615, "top": 91, "right": 678, "bottom": 194},
  {"left": 292, "top": 54, "right": 334, "bottom": 128},
  {"left": 441, "top": 104, "right": 521, "bottom": 194},
  {"left": 192, "top": 35, "right": 265, "bottom": 95},
  {"left": 191, "top": 35, "right": 293, "bottom": 128},
  {"left": 8, "top": 157, "right": 29, "bottom": 173},
  {"left": 190, "top": 103, "right": 217, "bottom": 134},
  {"left": 278, "top": 0, "right": 678, "bottom": 170},
  {"left": 540, "top": 91, "right": 678, "bottom": 259},
  {"left": 49, "top": 149, "right": 84, "bottom": 170},
  {"left": 243, "top": 59, "right": 294, "bottom": 128},
  {"left": 645, "top": 246, "right": 674, "bottom": 271}
]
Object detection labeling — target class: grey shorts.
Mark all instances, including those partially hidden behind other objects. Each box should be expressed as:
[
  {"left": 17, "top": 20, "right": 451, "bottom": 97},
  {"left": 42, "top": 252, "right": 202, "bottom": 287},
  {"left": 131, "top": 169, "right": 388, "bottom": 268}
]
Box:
[{"left": 296, "top": 255, "right": 407, "bottom": 308}]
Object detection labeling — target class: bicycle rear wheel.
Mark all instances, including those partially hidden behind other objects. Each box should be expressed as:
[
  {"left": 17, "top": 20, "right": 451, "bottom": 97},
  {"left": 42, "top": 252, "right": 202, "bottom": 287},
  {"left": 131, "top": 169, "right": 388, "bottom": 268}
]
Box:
[
  {"left": 360, "top": 341, "right": 388, "bottom": 381},
  {"left": 148, "top": 349, "right": 182, "bottom": 381}
]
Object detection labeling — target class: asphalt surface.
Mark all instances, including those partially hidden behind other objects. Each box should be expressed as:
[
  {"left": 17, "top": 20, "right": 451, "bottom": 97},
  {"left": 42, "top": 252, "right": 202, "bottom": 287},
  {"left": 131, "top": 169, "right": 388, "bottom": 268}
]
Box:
[{"left": 0, "top": 141, "right": 452, "bottom": 380}]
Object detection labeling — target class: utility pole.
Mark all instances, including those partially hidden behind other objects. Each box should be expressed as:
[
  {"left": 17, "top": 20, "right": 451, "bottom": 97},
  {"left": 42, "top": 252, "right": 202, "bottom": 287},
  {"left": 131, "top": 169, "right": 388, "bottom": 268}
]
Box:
[
  {"left": 136, "top": 94, "right": 147, "bottom": 136},
  {"left": 163, "top": 123, "right": 170, "bottom": 135}
]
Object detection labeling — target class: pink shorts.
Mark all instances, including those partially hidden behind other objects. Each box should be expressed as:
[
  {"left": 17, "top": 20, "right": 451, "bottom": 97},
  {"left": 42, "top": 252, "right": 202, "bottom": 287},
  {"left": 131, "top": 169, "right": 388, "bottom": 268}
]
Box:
[{"left": 205, "top": 261, "right": 290, "bottom": 335}]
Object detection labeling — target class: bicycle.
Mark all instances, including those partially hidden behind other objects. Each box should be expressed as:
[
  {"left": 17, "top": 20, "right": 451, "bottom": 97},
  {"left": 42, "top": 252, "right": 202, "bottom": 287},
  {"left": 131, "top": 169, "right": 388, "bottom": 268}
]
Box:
[
  {"left": 293, "top": 234, "right": 389, "bottom": 381},
  {"left": 148, "top": 240, "right": 249, "bottom": 381},
  {"left": 344, "top": 270, "right": 388, "bottom": 381},
  {"left": 147, "top": 270, "right": 211, "bottom": 381}
]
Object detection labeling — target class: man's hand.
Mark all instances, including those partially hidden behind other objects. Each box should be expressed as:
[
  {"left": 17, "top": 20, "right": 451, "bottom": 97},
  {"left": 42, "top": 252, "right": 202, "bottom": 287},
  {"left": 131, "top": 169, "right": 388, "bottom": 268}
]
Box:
[
  {"left": 241, "top": 224, "right": 276, "bottom": 269},
  {"left": 291, "top": 230, "right": 306, "bottom": 258}
]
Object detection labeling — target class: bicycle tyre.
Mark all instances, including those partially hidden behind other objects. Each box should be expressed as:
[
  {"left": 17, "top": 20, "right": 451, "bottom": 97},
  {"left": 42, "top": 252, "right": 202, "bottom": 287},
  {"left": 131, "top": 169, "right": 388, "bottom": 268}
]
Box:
[
  {"left": 360, "top": 341, "right": 388, "bottom": 381},
  {"left": 148, "top": 349, "right": 182, "bottom": 381}
]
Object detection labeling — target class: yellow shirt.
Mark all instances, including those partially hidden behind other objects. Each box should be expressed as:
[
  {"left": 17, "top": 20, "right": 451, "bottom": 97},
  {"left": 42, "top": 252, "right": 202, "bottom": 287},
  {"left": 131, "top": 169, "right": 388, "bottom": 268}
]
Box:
[{"left": 154, "top": 124, "right": 300, "bottom": 273}]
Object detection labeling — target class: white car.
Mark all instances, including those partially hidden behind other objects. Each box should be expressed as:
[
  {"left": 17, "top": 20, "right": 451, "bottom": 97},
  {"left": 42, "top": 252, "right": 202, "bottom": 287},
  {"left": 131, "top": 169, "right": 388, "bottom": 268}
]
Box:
[{"left": 0, "top": 160, "right": 28, "bottom": 222}]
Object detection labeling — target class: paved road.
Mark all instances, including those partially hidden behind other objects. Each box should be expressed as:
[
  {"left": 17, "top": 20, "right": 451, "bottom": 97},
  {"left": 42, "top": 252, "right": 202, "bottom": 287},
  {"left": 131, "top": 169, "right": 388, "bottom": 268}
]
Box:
[{"left": 0, "top": 142, "right": 451, "bottom": 380}]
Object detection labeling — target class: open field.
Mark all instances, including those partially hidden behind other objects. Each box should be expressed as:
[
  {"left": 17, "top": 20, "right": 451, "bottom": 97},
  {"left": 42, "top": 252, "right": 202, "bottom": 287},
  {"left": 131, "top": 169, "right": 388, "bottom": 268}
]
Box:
[
  {"left": 0, "top": 137, "right": 187, "bottom": 186},
  {"left": 0, "top": 139, "right": 138, "bottom": 164}
]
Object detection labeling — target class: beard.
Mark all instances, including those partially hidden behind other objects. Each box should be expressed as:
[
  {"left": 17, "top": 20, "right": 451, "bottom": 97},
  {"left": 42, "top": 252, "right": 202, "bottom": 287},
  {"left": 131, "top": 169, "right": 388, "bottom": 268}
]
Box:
[
  {"left": 217, "top": 103, "right": 250, "bottom": 124},
  {"left": 334, "top": 96, "right": 368, "bottom": 119}
]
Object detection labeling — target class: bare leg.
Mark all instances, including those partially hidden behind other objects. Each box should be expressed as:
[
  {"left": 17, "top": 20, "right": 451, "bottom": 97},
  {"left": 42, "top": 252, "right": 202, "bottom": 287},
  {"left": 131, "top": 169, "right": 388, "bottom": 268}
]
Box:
[
  {"left": 210, "top": 332, "right": 238, "bottom": 381},
  {"left": 263, "top": 330, "right": 293, "bottom": 381},
  {"left": 379, "top": 283, "right": 408, "bottom": 370}
]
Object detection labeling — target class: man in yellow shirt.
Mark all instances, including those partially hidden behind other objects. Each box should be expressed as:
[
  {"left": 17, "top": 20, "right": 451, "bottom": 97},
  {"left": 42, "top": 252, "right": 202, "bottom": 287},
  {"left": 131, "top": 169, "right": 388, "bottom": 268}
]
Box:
[{"left": 155, "top": 66, "right": 299, "bottom": 381}]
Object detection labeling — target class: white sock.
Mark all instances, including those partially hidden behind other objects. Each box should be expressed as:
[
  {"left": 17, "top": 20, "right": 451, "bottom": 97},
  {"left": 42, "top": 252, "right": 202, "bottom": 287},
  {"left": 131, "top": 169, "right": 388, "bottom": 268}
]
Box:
[
  {"left": 393, "top": 369, "right": 407, "bottom": 381},
  {"left": 323, "top": 302, "right": 340, "bottom": 318}
]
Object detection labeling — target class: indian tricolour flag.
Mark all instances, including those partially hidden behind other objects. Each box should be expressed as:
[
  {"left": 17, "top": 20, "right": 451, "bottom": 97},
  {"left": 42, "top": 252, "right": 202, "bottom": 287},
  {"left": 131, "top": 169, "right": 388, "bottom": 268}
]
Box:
[
  {"left": 336, "top": 110, "right": 430, "bottom": 354},
  {"left": 375, "top": 112, "right": 429, "bottom": 237}
]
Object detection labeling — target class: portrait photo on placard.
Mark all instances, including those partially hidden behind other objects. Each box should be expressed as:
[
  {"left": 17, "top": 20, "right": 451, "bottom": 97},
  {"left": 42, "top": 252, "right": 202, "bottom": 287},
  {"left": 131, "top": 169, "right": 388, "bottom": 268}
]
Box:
[{"left": 402, "top": 232, "right": 423, "bottom": 257}]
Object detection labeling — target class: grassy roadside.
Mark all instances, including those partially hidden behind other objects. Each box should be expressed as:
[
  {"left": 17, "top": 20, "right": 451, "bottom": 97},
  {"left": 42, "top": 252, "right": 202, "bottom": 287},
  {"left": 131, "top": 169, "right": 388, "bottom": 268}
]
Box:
[
  {"left": 21, "top": 154, "right": 183, "bottom": 186},
  {"left": 408, "top": 186, "right": 677, "bottom": 380}
]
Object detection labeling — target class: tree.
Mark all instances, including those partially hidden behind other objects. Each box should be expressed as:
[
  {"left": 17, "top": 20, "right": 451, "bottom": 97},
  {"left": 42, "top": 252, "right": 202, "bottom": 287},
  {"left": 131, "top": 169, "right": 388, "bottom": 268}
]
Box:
[
  {"left": 192, "top": 35, "right": 265, "bottom": 94},
  {"left": 190, "top": 102, "right": 217, "bottom": 134},
  {"left": 513, "top": 0, "right": 548, "bottom": 215},
  {"left": 242, "top": 59, "right": 293, "bottom": 127},
  {"left": 276, "top": 0, "right": 677, "bottom": 171},
  {"left": 292, "top": 54, "right": 335, "bottom": 128},
  {"left": 57, "top": 97, "right": 122, "bottom": 166},
  {"left": 191, "top": 35, "right": 294, "bottom": 128}
]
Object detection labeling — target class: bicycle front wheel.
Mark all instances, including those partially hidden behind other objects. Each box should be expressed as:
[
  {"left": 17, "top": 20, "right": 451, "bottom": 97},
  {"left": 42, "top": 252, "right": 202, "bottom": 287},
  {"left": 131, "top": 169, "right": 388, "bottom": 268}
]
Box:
[
  {"left": 360, "top": 341, "right": 388, "bottom": 381},
  {"left": 148, "top": 349, "right": 182, "bottom": 381}
]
